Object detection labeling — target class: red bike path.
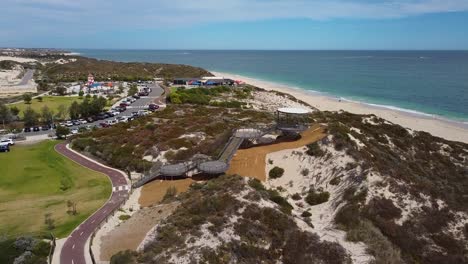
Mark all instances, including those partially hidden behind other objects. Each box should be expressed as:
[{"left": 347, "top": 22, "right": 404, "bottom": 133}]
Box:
[{"left": 55, "top": 142, "right": 129, "bottom": 264}]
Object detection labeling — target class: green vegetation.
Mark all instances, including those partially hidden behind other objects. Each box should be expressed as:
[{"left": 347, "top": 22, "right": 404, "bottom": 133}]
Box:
[
  {"left": 72, "top": 104, "right": 274, "bottom": 172},
  {"left": 0, "top": 141, "right": 111, "bottom": 238},
  {"left": 314, "top": 111, "right": 468, "bottom": 263},
  {"left": 0, "top": 236, "right": 51, "bottom": 264},
  {"left": 118, "top": 215, "right": 131, "bottom": 221},
  {"left": 40, "top": 56, "right": 212, "bottom": 82},
  {"left": 10, "top": 96, "right": 83, "bottom": 118},
  {"left": 169, "top": 86, "right": 247, "bottom": 108},
  {"left": 268, "top": 166, "right": 285, "bottom": 179},
  {"left": 120, "top": 175, "right": 350, "bottom": 263},
  {"left": 305, "top": 142, "right": 325, "bottom": 156},
  {"left": 305, "top": 189, "right": 330, "bottom": 205}
]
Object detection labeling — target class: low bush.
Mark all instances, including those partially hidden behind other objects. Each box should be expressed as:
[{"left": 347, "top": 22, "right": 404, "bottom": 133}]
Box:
[
  {"left": 269, "top": 166, "right": 285, "bottom": 179},
  {"left": 305, "top": 189, "right": 330, "bottom": 206},
  {"left": 305, "top": 142, "right": 325, "bottom": 156},
  {"left": 119, "top": 214, "right": 131, "bottom": 221},
  {"left": 291, "top": 193, "right": 302, "bottom": 200},
  {"left": 301, "top": 211, "right": 312, "bottom": 218}
]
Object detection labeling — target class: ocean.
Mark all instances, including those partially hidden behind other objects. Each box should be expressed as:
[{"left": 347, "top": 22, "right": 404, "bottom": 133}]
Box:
[{"left": 74, "top": 50, "right": 468, "bottom": 122}]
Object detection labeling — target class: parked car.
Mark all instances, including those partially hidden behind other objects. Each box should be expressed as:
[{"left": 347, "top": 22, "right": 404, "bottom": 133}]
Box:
[
  {"left": 120, "top": 102, "right": 130, "bottom": 107},
  {"left": 0, "top": 144, "right": 10, "bottom": 153},
  {"left": 70, "top": 129, "right": 79, "bottom": 135},
  {"left": 138, "top": 91, "right": 148, "bottom": 96},
  {"left": 33, "top": 126, "right": 41, "bottom": 132},
  {"left": 24, "top": 127, "right": 32, "bottom": 133},
  {"left": 0, "top": 138, "right": 14, "bottom": 146},
  {"left": 148, "top": 104, "right": 159, "bottom": 111},
  {"left": 79, "top": 119, "right": 88, "bottom": 124},
  {"left": 96, "top": 113, "right": 107, "bottom": 120},
  {"left": 106, "top": 119, "right": 118, "bottom": 125},
  {"left": 41, "top": 125, "right": 50, "bottom": 131},
  {"left": 72, "top": 120, "right": 81, "bottom": 126},
  {"left": 132, "top": 94, "right": 140, "bottom": 99},
  {"left": 65, "top": 121, "right": 74, "bottom": 127},
  {"left": 99, "top": 122, "right": 110, "bottom": 128},
  {"left": 127, "top": 97, "right": 136, "bottom": 103},
  {"left": 86, "top": 117, "right": 95, "bottom": 123}
]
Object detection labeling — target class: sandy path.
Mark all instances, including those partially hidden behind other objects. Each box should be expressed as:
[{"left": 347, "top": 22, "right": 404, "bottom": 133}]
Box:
[
  {"left": 227, "top": 125, "right": 326, "bottom": 181},
  {"left": 99, "top": 202, "right": 179, "bottom": 261},
  {"left": 139, "top": 179, "right": 194, "bottom": 207}
]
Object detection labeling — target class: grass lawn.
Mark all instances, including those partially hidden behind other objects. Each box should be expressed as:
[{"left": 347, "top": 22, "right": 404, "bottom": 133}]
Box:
[
  {"left": 11, "top": 96, "right": 83, "bottom": 117},
  {"left": 0, "top": 140, "right": 111, "bottom": 238}
]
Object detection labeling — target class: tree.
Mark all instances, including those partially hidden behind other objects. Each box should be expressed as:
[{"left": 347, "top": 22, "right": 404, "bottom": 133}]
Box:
[
  {"left": 69, "top": 101, "right": 80, "bottom": 120},
  {"left": 128, "top": 83, "right": 138, "bottom": 96},
  {"left": 41, "top": 105, "right": 54, "bottom": 125},
  {"left": 55, "top": 125, "right": 70, "bottom": 139},
  {"left": 0, "top": 103, "right": 13, "bottom": 128},
  {"left": 79, "top": 97, "right": 91, "bottom": 117},
  {"left": 55, "top": 104, "right": 67, "bottom": 120},
  {"left": 10, "top": 106, "right": 20, "bottom": 116},
  {"left": 23, "top": 107, "right": 39, "bottom": 127},
  {"left": 55, "top": 86, "right": 67, "bottom": 96},
  {"left": 78, "top": 90, "right": 84, "bottom": 97},
  {"left": 23, "top": 93, "right": 32, "bottom": 104},
  {"left": 117, "top": 84, "right": 124, "bottom": 94},
  {"left": 90, "top": 96, "right": 107, "bottom": 115},
  {"left": 36, "top": 96, "right": 43, "bottom": 102}
]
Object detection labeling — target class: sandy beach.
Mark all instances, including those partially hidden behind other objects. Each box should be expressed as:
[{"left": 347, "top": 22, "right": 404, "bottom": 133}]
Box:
[{"left": 211, "top": 71, "right": 468, "bottom": 144}]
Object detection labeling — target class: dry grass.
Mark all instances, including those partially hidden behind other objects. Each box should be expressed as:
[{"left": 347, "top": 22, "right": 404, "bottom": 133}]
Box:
[
  {"left": 139, "top": 179, "right": 194, "bottom": 207},
  {"left": 227, "top": 125, "right": 326, "bottom": 181},
  {"left": 99, "top": 203, "right": 178, "bottom": 261}
]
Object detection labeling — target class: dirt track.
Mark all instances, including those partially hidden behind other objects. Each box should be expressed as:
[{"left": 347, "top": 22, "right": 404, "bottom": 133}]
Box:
[{"left": 226, "top": 125, "right": 326, "bottom": 181}]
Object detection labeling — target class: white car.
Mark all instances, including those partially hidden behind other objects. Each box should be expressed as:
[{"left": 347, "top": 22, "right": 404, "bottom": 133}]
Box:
[
  {"left": 0, "top": 138, "right": 14, "bottom": 146},
  {"left": 70, "top": 129, "right": 79, "bottom": 135},
  {"left": 65, "top": 121, "right": 74, "bottom": 127},
  {"left": 78, "top": 119, "right": 88, "bottom": 124},
  {"left": 106, "top": 119, "right": 118, "bottom": 125}
]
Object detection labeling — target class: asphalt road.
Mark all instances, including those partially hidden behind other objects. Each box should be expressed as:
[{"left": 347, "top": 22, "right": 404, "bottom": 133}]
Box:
[
  {"left": 18, "top": 69, "right": 35, "bottom": 85},
  {"left": 55, "top": 143, "right": 129, "bottom": 264},
  {"left": 21, "top": 82, "right": 164, "bottom": 137}
]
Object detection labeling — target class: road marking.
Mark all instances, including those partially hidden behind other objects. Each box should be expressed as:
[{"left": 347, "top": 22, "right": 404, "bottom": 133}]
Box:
[
  {"left": 80, "top": 231, "right": 83, "bottom": 236},
  {"left": 91, "top": 219, "right": 95, "bottom": 223},
  {"left": 72, "top": 259, "right": 74, "bottom": 264},
  {"left": 72, "top": 244, "right": 75, "bottom": 249}
]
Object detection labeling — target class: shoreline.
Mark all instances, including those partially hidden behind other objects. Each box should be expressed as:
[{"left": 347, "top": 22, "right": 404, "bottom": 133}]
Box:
[{"left": 211, "top": 71, "right": 468, "bottom": 143}]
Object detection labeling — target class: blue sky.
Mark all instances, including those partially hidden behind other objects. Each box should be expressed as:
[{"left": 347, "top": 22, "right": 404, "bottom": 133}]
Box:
[{"left": 1, "top": 0, "right": 468, "bottom": 49}]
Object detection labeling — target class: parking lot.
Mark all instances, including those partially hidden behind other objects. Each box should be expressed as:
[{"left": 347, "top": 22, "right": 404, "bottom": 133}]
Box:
[{"left": 17, "top": 81, "right": 165, "bottom": 137}]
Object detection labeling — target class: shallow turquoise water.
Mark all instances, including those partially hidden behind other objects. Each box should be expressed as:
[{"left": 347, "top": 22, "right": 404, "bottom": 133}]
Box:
[{"left": 74, "top": 50, "right": 468, "bottom": 122}]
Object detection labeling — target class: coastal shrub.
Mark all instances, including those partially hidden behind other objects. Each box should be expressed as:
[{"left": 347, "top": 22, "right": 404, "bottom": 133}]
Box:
[
  {"left": 365, "top": 197, "right": 402, "bottom": 220},
  {"left": 301, "top": 211, "right": 312, "bottom": 218},
  {"left": 118, "top": 214, "right": 131, "bottom": 221},
  {"left": 305, "top": 142, "right": 324, "bottom": 157},
  {"left": 248, "top": 178, "right": 266, "bottom": 192},
  {"left": 267, "top": 189, "right": 293, "bottom": 214},
  {"left": 110, "top": 250, "right": 137, "bottom": 264},
  {"left": 269, "top": 166, "right": 285, "bottom": 179},
  {"left": 291, "top": 193, "right": 302, "bottom": 200},
  {"left": 301, "top": 168, "right": 310, "bottom": 176},
  {"left": 329, "top": 177, "right": 341, "bottom": 185},
  {"left": 305, "top": 189, "right": 330, "bottom": 206}
]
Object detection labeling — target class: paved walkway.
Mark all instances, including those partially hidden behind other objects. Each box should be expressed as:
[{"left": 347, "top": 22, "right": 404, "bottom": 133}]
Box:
[{"left": 55, "top": 143, "right": 130, "bottom": 264}]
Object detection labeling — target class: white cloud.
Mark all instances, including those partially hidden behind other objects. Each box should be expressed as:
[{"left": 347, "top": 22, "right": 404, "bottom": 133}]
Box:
[{"left": 2, "top": 0, "right": 468, "bottom": 34}]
